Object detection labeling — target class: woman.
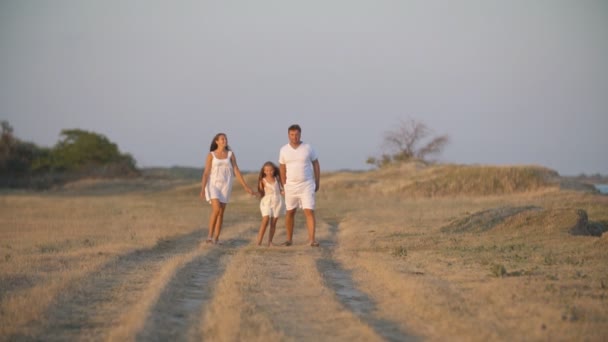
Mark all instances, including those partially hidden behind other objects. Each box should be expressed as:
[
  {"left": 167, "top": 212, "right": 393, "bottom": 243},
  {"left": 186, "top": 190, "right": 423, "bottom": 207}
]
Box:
[{"left": 200, "top": 133, "right": 254, "bottom": 245}]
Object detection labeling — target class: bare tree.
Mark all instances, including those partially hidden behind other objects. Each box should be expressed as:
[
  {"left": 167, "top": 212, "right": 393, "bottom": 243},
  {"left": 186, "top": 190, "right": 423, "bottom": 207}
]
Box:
[
  {"left": 367, "top": 118, "right": 449, "bottom": 167},
  {"left": 1, "top": 121, "right": 15, "bottom": 165}
]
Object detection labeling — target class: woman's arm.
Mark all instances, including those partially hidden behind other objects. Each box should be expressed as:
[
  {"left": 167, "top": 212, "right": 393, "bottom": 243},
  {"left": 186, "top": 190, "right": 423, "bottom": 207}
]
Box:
[
  {"left": 200, "top": 153, "right": 213, "bottom": 198},
  {"left": 231, "top": 152, "right": 254, "bottom": 195}
]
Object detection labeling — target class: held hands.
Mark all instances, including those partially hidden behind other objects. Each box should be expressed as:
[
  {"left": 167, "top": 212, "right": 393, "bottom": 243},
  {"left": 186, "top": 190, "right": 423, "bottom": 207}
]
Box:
[{"left": 246, "top": 187, "right": 261, "bottom": 198}]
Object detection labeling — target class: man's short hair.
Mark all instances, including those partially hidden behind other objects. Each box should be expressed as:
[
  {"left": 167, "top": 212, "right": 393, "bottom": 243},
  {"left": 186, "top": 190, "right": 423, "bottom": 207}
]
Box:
[{"left": 288, "top": 124, "right": 301, "bottom": 132}]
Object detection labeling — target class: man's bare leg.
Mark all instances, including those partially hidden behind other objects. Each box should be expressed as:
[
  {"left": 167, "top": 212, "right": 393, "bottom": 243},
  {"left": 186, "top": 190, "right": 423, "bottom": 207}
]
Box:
[
  {"left": 303, "top": 209, "right": 318, "bottom": 246},
  {"left": 284, "top": 208, "right": 296, "bottom": 245}
]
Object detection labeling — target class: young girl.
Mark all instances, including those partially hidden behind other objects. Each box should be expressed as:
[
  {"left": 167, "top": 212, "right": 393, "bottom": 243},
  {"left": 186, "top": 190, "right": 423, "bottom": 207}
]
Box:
[
  {"left": 200, "top": 133, "right": 254, "bottom": 245},
  {"left": 256, "top": 161, "right": 285, "bottom": 246}
]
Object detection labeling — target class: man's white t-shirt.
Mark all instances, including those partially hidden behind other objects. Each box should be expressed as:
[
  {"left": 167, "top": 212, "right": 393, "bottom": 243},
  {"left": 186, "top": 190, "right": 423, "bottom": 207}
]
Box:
[{"left": 279, "top": 142, "right": 318, "bottom": 185}]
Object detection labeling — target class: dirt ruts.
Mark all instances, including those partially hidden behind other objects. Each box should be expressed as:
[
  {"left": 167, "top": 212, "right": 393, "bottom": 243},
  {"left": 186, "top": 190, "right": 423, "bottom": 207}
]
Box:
[{"left": 11, "top": 221, "right": 415, "bottom": 341}]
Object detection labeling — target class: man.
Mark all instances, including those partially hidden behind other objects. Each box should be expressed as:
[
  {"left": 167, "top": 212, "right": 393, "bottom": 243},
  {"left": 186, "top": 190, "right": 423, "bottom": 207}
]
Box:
[{"left": 279, "top": 124, "right": 320, "bottom": 247}]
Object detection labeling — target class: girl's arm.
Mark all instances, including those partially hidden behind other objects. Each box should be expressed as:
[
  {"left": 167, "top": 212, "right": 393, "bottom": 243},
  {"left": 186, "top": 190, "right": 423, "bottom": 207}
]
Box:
[
  {"left": 258, "top": 179, "right": 265, "bottom": 197},
  {"left": 200, "top": 153, "right": 213, "bottom": 198},
  {"left": 231, "top": 152, "right": 254, "bottom": 195}
]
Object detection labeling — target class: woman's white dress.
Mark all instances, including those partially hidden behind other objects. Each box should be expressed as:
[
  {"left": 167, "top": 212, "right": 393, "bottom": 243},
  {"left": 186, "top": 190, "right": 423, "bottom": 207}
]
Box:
[
  {"left": 205, "top": 151, "right": 233, "bottom": 203},
  {"left": 260, "top": 178, "right": 285, "bottom": 217}
]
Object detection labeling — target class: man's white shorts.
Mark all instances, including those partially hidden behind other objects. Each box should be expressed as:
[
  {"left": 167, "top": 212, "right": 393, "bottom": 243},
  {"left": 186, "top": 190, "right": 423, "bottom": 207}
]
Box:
[{"left": 284, "top": 180, "right": 316, "bottom": 210}]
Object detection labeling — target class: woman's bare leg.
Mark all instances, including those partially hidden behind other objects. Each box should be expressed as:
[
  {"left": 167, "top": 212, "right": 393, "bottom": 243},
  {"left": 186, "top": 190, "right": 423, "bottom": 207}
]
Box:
[{"left": 213, "top": 202, "right": 226, "bottom": 243}]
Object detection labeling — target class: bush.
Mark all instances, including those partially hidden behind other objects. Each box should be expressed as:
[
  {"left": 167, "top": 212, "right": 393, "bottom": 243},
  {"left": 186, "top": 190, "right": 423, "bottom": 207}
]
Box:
[{"left": 0, "top": 121, "right": 139, "bottom": 188}]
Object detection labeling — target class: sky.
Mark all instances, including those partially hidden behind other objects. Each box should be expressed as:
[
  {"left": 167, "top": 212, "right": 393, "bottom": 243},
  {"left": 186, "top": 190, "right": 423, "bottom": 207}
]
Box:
[{"left": 1, "top": 1, "right": 607, "bottom": 176}]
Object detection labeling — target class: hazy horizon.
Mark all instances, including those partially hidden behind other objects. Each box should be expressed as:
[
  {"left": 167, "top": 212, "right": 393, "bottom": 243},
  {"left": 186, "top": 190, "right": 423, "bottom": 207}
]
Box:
[{"left": 2, "top": 1, "right": 607, "bottom": 176}]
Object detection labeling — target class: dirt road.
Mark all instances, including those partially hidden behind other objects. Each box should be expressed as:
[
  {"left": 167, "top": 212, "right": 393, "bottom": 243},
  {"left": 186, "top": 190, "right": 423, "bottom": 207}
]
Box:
[
  {"left": 4, "top": 170, "right": 606, "bottom": 341},
  {"left": 9, "top": 219, "right": 417, "bottom": 342}
]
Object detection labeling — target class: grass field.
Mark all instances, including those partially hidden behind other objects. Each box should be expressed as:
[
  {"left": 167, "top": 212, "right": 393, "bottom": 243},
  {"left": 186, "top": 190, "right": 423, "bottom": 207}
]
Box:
[{"left": 1, "top": 163, "right": 607, "bottom": 341}]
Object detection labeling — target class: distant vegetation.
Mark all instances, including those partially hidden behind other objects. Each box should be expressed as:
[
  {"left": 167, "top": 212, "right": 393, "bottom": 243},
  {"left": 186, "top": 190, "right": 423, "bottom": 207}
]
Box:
[
  {"left": 0, "top": 121, "right": 138, "bottom": 188},
  {"left": 141, "top": 166, "right": 201, "bottom": 180},
  {"left": 368, "top": 163, "right": 563, "bottom": 197},
  {"left": 566, "top": 173, "right": 608, "bottom": 185},
  {"left": 367, "top": 118, "right": 449, "bottom": 168}
]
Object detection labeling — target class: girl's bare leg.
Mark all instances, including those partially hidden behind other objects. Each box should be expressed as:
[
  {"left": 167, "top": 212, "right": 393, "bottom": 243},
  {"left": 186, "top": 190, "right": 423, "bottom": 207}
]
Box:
[
  {"left": 268, "top": 217, "right": 279, "bottom": 246},
  {"left": 257, "top": 216, "right": 270, "bottom": 245}
]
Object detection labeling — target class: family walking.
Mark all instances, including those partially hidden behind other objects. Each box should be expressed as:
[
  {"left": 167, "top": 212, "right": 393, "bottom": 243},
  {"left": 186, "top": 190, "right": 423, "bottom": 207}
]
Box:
[{"left": 199, "top": 124, "right": 320, "bottom": 247}]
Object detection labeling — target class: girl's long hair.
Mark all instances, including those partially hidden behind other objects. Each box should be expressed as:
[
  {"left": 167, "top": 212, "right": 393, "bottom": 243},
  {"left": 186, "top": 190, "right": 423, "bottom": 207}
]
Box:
[
  {"left": 258, "top": 161, "right": 279, "bottom": 196},
  {"left": 209, "top": 133, "right": 231, "bottom": 152}
]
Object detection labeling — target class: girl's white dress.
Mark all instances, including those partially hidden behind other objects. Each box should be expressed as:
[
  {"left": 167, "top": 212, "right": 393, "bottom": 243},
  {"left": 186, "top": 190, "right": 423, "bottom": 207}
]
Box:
[
  {"left": 205, "top": 151, "right": 233, "bottom": 203},
  {"left": 260, "top": 178, "right": 285, "bottom": 217}
]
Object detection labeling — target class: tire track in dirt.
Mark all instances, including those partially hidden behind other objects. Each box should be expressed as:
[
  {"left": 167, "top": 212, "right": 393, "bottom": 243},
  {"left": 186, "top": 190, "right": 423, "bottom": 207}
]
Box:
[
  {"left": 201, "top": 246, "right": 383, "bottom": 341},
  {"left": 316, "top": 223, "right": 418, "bottom": 342},
  {"left": 135, "top": 238, "right": 249, "bottom": 342},
  {"left": 198, "top": 219, "right": 417, "bottom": 341},
  {"left": 9, "top": 230, "right": 203, "bottom": 342}
]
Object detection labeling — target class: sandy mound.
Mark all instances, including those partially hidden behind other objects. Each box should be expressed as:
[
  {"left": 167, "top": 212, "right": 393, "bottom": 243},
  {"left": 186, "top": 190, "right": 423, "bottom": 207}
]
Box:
[
  {"left": 440, "top": 206, "right": 542, "bottom": 233},
  {"left": 442, "top": 206, "right": 607, "bottom": 237}
]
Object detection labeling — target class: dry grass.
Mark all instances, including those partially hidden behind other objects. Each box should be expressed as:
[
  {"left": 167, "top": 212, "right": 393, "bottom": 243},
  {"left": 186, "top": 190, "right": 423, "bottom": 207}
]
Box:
[
  {"left": 0, "top": 181, "right": 210, "bottom": 336},
  {"left": 1, "top": 163, "right": 607, "bottom": 341},
  {"left": 326, "top": 164, "right": 608, "bottom": 341}
]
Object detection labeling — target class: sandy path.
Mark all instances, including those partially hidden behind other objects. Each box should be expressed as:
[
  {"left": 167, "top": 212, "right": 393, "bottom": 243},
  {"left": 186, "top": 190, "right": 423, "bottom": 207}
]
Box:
[
  {"left": 8, "top": 219, "right": 418, "bottom": 341},
  {"left": 199, "top": 245, "right": 382, "bottom": 341},
  {"left": 136, "top": 238, "right": 250, "bottom": 342},
  {"left": 10, "top": 230, "right": 204, "bottom": 341}
]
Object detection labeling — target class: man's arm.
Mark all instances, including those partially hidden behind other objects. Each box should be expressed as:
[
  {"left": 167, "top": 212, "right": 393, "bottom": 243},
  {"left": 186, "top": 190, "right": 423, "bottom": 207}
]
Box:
[
  {"left": 312, "top": 159, "right": 320, "bottom": 192},
  {"left": 280, "top": 163, "right": 287, "bottom": 186}
]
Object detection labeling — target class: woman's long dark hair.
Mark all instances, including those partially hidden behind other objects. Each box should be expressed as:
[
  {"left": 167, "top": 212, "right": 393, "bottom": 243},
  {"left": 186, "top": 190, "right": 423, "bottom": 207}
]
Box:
[
  {"left": 209, "top": 133, "right": 231, "bottom": 152},
  {"left": 257, "top": 161, "right": 279, "bottom": 196}
]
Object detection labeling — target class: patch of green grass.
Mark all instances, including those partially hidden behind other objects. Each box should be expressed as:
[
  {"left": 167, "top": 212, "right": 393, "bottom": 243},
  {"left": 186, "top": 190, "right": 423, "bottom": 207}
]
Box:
[
  {"left": 391, "top": 246, "right": 408, "bottom": 258},
  {"left": 490, "top": 263, "right": 507, "bottom": 277},
  {"left": 385, "top": 232, "right": 425, "bottom": 239}
]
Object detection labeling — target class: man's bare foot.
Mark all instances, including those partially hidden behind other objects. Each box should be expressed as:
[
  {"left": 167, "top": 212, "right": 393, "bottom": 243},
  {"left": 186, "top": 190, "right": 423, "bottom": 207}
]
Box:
[
  {"left": 267, "top": 241, "right": 274, "bottom": 247},
  {"left": 310, "top": 241, "right": 319, "bottom": 247},
  {"left": 281, "top": 241, "right": 292, "bottom": 246}
]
